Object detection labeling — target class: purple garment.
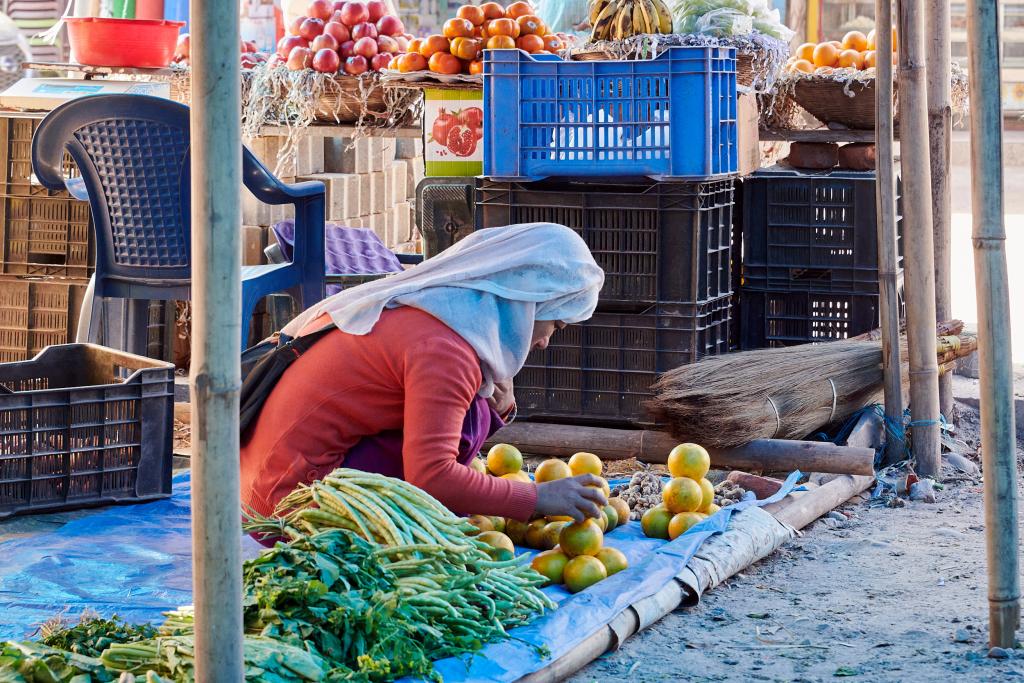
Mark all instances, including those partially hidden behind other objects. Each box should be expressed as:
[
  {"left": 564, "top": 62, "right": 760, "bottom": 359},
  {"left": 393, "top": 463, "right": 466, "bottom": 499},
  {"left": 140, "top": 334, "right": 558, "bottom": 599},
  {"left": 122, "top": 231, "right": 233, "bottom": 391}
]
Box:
[{"left": 341, "top": 395, "right": 505, "bottom": 478}]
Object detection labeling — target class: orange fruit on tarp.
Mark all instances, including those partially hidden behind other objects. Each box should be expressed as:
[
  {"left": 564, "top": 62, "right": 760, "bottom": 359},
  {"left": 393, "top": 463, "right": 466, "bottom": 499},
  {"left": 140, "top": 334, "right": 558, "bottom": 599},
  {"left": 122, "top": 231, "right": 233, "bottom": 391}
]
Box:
[
  {"left": 608, "top": 497, "right": 631, "bottom": 525},
  {"left": 667, "top": 443, "right": 710, "bottom": 480},
  {"left": 838, "top": 49, "right": 864, "bottom": 69},
  {"left": 444, "top": 17, "right": 474, "bottom": 39},
  {"left": 478, "top": 530, "right": 515, "bottom": 560},
  {"left": 488, "top": 516, "right": 506, "bottom": 533},
  {"left": 842, "top": 30, "right": 868, "bottom": 51},
  {"left": 563, "top": 555, "right": 607, "bottom": 593},
  {"left": 486, "top": 442, "right": 523, "bottom": 475},
  {"left": 595, "top": 546, "right": 628, "bottom": 576},
  {"left": 531, "top": 548, "right": 569, "bottom": 585},
  {"left": 524, "top": 518, "right": 548, "bottom": 548},
  {"left": 487, "top": 17, "right": 520, "bottom": 38},
  {"left": 698, "top": 478, "right": 715, "bottom": 512},
  {"left": 706, "top": 503, "right": 722, "bottom": 516},
  {"left": 469, "top": 456, "right": 487, "bottom": 474},
  {"left": 795, "top": 42, "right": 816, "bottom": 61},
  {"left": 504, "top": 0, "right": 534, "bottom": 19},
  {"left": 466, "top": 514, "right": 494, "bottom": 533},
  {"left": 812, "top": 42, "right": 839, "bottom": 68},
  {"left": 667, "top": 511, "right": 706, "bottom": 540},
  {"left": 558, "top": 518, "right": 604, "bottom": 557},
  {"left": 663, "top": 476, "right": 704, "bottom": 514},
  {"left": 457, "top": 4, "right": 486, "bottom": 26},
  {"left": 505, "top": 518, "right": 529, "bottom": 544},
  {"left": 568, "top": 451, "right": 603, "bottom": 476},
  {"left": 419, "top": 34, "right": 450, "bottom": 57},
  {"left": 540, "top": 520, "right": 568, "bottom": 550},
  {"left": 592, "top": 509, "right": 607, "bottom": 532},
  {"left": 641, "top": 503, "right": 672, "bottom": 539},
  {"left": 517, "top": 14, "right": 545, "bottom": 35},
  {"left": 502, "top": 470, "right": 531, "bottom": 483},
  {"left": 534, "top": 458, "right": 572, "bottom": 483},
  {"left": 791, "top": 58, "right": 814, "bottom": 73},
  {"left": 602, "top": 504, "right": 619, "bottom": 531}
]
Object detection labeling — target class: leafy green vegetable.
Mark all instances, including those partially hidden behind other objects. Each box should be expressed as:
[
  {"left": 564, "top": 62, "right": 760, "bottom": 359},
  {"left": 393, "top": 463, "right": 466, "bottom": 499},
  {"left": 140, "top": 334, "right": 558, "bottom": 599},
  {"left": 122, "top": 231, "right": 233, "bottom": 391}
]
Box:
[{"left": 42, "top": 617, "right": 157, "bottom": 659}]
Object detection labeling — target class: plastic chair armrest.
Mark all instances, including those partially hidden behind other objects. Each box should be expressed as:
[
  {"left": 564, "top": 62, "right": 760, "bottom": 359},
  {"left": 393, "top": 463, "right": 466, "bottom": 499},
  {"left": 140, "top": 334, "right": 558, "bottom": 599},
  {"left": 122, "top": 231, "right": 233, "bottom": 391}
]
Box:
[
  {"left": 396, "top": 253, "right": 424, "bottom": 265},
  {"left": 242, "top": 148, "right": 325, "bottom": 205},
  {"left": 64, "top": 177, "right": 90, "bottom": 201}
]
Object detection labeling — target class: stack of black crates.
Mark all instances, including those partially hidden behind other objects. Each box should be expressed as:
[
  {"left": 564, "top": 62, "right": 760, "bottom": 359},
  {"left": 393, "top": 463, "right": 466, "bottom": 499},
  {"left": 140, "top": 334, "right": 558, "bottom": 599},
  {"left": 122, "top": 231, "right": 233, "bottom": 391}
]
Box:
[{"left": 737, "top": 168, "right": 903, "bottom": 349}]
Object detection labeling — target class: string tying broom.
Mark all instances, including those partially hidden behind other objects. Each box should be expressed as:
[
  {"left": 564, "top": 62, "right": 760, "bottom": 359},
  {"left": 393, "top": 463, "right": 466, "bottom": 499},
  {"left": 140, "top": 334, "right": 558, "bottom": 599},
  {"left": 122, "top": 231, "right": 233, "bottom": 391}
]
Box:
[{"left": 647, "top": 322, "right": 976, "bottom": 450}]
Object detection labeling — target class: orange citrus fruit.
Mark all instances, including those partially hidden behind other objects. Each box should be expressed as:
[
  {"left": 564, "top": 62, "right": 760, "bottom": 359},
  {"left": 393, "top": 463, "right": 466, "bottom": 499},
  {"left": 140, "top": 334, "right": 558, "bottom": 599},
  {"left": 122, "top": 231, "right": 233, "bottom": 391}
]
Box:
[
  {"left": 662, "top": 477, "right": 704, "bottom": 514},
  {"left": 667, "top": 511, "right": 706, "bottom": 540},
  {"left": 486, "top": 443, "right": 523, "bottom": 475},
  {"left": 812, "top": 42, "right": 839, "bottom": 68},
  {"left": 698, "top": 478, "right": 715, "bottom": 512},
  {"left": 667, "top": 443, "right": 710, "bottom": 480},
  {"left": 791, "top": 59, "right": 814, "bottom": 73},
  {"left": 558, "top": 518, "right": 604, "bottom": 557},
  {"left": 469, "top": 457, "right": 487, "bottom": 474},
  {"left": 505, "top": 518, "right": 529, "bottom": 544},
  {"left": 608, "top": 497, "right": 631, "bottom": 525},
  {"left": 862, "top": 50, "right": 876, "bottom": 68},
  {"left": 524, "top": 518, "right": 548, "bottom": 548},
  {"left": 419, "top": 34, "right": 450, "bottom": 57},
  {"left": 531, "top": 548, "right": 569, "bottom": 585},
  {"left": 842, "top": 30, "right": 868, "bottom": 51},
  {"left": 534, "top": 458, "right": 572, "bottom": 483},
  {"left": 795, "top": 42, "right": 816, "bottom": 61},
  {"left": 587, "top": 476, "right": 611, "bottom": 501},
  {"left": 595, "top": 547, "right": 628, "bottom": 576},
  {"left": 477, "top": 530, "right": 515, "bottom": 560},
  {"left": 563, "top": 555, "right": 607, "bottom": 593},
  {"left": 838, "top": 49, "right": 864, "bottom": 69},
  {"left": 540, "top": 521, "right": 569, "bottom": 550},
  {"left": 706, "top": 503, "right": 722, "bottom": 515},
  {"left": 546, "top": 515, "right": 574, "bottom": 522},
  {"left": 501, "top": 471, "right": 531, "bottom": 483},
  {"left": 602, "top": 504, "right": 619, "bottom": 531},
  {"left": 641, "top": 503, "right": 672, "bottom": 539},
  {"left": 466, "top": 514, "right": 494, "bottom": 533},
  {"left": 568, "top": 452, "right": 602, "bottom": 476}
]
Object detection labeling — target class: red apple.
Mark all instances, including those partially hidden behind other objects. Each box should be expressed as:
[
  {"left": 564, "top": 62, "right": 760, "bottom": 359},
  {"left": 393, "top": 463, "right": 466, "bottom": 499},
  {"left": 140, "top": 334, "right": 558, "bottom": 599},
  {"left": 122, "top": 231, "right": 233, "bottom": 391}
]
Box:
[
  {"left": 351, "top": 22, "right": 378, "bottom": 40},
  {"left": 311, "top": 33, "right": 339, "bottom": 51},
  {"left": 288, "top": 16, "right": 304, "bottom": 35},
  {"left": 353, "top": 36, "right": 378, "bottom": 58},
  {"left": 371, "top": 52, "right": 392, "bottom": 70},
  {"left": 376, "top": 15, "right": 403, "bottom": 37},
  {"left": 324, "top": 20, "right": 350, "bottom": 43},
  {"left": 395, "top": 35, "right": 409, "bottom": 51},
  {"left": 277, "top": 35, "right": 308, "bottom": 59},
  {"left": 376, "top": 35, "right": 399, "bottom": 54},
  {"left": 340, "top": 1, "right": 369, "bottom": 25},
  {"left": 313, "top": 47, "right": 341, "bottom": 72},
  {"left": 331, "top": 0, "right": 346, "bottom": 11},
  {"left": 287, "top": 46, "right": 314, "bottom": 70},
  {"left": 174, "top": 33, "right": 190, "bottom": 61},
  {"left": 344, "top": 54, "right": 369, "bottom": 74},
  {"left": 299, "top": 17, "right": 325, "bottom": 40},
  {"left": 307, "top": 0, "right": 332, "bottom": 21},
  {"left": 338, "top": 39, "right": 355, "bottom": 58},
  {"left": 367, "top": 0, "right": 386, "bottom": 22}
]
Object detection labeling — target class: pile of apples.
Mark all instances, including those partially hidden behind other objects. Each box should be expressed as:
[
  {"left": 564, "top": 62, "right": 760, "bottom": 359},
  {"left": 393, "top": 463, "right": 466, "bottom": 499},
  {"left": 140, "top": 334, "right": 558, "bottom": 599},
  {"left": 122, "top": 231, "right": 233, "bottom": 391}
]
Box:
[
  {"left": 272, "top": 0, "right": 411, "bottom": 75},
  {"left": 172, "top": 34, "right": 269, "bottom": 70}
]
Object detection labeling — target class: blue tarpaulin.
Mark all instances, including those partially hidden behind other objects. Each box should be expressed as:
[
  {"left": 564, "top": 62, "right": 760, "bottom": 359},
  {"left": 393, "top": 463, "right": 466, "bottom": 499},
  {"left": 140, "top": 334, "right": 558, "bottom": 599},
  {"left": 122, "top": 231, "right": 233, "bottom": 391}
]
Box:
[{"left": 0, "top": 471, "right": 798, "bottom": 681}]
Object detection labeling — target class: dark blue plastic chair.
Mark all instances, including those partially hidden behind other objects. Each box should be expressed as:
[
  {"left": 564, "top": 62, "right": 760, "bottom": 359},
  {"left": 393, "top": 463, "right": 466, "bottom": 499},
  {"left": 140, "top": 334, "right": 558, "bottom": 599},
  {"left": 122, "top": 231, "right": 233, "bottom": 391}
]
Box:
[{"left": 31, "top": 94, "right": 326, "bottom": 351}]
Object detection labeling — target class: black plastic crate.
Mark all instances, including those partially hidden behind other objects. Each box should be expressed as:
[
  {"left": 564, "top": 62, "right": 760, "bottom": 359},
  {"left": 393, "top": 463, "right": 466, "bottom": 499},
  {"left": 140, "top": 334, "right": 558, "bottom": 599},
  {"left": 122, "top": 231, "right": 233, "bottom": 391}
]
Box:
[
  {"left": 740, "top": 169, "right": 902, "bottom": 293},
  {"left": 0, "top": 344, "right": 175, "bottom": 518},
  {"left": 477, "top": 178, "right": 735, "bottom": 310},
  {"left": 739, "top": 286, "right": 904, "bottom": 349},
  {"left": 515, "top": 298, "right": 732, "bottom": 426}
]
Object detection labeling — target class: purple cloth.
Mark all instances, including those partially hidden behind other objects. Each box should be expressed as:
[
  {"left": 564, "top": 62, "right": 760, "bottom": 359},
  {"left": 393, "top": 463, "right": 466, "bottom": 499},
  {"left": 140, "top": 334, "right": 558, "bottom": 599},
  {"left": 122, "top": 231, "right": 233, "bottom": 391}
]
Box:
[{"left": 342, "top": 396, "right": 505, "bottom": 477}]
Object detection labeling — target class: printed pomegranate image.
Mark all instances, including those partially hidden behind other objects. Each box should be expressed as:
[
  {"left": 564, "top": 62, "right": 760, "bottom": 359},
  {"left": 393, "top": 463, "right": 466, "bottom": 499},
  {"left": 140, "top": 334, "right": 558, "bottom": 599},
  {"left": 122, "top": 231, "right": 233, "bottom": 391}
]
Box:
[
  {"left": 429, "top": 106, "right": 482, "bottom": 157},
  {"left": 445, "top": 124, "right": 477, "bottom": 157}
]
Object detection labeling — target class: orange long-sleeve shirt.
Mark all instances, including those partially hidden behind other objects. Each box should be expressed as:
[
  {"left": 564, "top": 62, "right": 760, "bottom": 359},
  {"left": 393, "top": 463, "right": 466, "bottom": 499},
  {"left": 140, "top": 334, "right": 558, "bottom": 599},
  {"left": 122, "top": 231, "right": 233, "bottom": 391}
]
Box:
[{"left": 240, "top": 306, "right": 538, "bottom": 520}]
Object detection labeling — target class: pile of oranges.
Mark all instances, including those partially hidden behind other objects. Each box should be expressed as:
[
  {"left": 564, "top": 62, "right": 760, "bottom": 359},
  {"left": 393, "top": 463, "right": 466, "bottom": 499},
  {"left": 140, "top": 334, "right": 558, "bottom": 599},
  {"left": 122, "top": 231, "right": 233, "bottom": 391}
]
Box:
[
  {"left": 387, "top": 1, "right": 565, "bottom": 76},
  {"left": 786, "top": 28, "right": 898, "bottom": 74},
  {"left": 641, "top": 443, "right": 719, "bottom": 540}
]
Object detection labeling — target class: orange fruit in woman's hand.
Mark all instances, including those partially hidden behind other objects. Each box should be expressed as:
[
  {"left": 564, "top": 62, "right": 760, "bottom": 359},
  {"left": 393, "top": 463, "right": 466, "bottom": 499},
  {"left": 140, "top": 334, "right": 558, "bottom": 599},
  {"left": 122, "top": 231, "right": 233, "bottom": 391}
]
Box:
[
  {"left": 812, "top": 42, "right": 839, "bottom": 67},
  {"left": 444, "top": 17, "right": 474, "bottom": 38},
  {"left": 504, "top": 1, "right": 534, "bottom": 19},
  {"left": 420, "top": 34, "right": 450, "bottom": 57},
  {"left": 480, "top": 1, "right": 505, "bottom": 20},
  {"left": 516, "top": 14, "right": 545, "bottom": 35},
  {"left": 516, "top": 33, "right": 544, "bottom": 53},
  {"left": 450, "top": 36, "right": 482, "bottom": 61},
  {"left": 842, "top": 30, "right": 868, "bottom": 51},
  {"left": 428, "top": 51, "right": 463, "bottom": 75},
  {"left": 457, "top": 4, "right": 486, "bottom": 26},
  {"left": 487, "top": 17, "right": 520, "bottom": 38},
  {"left": 542, "top": 34, "right": 563, "bottom": 51},
  {"left": 469, "top": 58, "right": 483, "bottom": 74},
  {"left": 397, "top": 51, "right": 428, "bottom": 72},
  {"left": 486, "top": 34, "right": 516, "bottom": 49}
]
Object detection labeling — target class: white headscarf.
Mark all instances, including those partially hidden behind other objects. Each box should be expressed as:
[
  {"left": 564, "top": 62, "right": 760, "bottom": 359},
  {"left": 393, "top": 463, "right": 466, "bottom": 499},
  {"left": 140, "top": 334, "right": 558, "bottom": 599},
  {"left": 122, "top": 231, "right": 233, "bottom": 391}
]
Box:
[{"left": 282, "top": 223, "right": 605, "bottom": 396}]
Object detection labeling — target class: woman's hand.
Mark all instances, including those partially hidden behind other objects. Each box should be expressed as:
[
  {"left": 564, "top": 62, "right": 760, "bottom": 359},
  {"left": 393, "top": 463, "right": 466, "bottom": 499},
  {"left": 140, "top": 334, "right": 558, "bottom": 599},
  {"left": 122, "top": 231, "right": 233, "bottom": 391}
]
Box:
[
  {"left": 488, "top": 378, "right": 515, "bottom": 417},
  {"left": 534, "top": 474, "right": 608, "bottom": 523}
]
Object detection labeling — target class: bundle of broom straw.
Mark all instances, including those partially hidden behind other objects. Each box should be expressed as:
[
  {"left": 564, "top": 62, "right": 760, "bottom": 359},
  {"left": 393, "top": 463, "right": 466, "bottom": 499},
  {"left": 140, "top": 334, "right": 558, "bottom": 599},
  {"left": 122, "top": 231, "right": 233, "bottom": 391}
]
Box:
[{"left": 647, "top": 321, "right": 976, "bottom": 449}]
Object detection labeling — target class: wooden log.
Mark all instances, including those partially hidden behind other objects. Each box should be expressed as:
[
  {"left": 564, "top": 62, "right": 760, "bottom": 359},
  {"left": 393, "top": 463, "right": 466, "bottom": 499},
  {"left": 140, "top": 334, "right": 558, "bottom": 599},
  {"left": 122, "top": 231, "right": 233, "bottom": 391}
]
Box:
[
  {"left": 485, "top": 423, "right": 876, "bottom": 476},
  {"left": 771, "top": 474, "right": 875, "bottom": 531}
]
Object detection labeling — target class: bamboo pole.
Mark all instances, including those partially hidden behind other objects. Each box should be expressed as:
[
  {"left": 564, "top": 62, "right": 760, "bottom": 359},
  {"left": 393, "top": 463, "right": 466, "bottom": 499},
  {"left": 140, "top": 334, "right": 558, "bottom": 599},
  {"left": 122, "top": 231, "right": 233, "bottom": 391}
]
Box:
[
  {"left": 874, "top": 0, "right": 904, "bottom": 466},
  {"left": 896, "top": 0, "right": 942, "bottom": 478},
  {"left": 966, "top": 0, "right": 1021, "bottom": 648},
  {"left": 189, "top": 0, "right": 245, "bottom": 677},
  {"left": 927, "top": 0, "right": 954, "bottom": 419}
]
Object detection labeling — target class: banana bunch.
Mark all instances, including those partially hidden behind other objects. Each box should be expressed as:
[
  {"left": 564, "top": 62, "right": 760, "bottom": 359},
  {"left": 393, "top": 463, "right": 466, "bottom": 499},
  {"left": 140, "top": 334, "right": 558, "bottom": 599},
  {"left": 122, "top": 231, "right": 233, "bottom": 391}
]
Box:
[{"left": 589, "top": 0, "right": 674, "bottom": 42}]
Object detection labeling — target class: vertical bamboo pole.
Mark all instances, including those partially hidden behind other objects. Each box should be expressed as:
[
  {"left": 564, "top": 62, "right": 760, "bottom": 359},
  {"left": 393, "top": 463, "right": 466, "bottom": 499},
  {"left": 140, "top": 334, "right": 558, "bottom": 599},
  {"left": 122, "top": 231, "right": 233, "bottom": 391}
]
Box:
[
  {"left": 966, "top": 0, "right": 1020, "bottom": 648},
  {"left": 896, "top": 0, "right": 941, "bottom": 478},
  {"left": 189, "top": 0, "right": 245, "bottom": 677},
  {"left": 874, "top": 0, "right": 903, "bottom": 465},
  {"left": 927, "top": 0, "right": 954, "bottom": 419}
]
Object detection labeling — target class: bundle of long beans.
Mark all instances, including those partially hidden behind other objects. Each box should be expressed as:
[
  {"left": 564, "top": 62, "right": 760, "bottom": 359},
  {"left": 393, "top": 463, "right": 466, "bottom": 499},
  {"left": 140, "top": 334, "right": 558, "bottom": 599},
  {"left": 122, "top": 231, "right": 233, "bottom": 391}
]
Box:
[{"left": 649, "top": 323, "right": 978, "bottom": 449}]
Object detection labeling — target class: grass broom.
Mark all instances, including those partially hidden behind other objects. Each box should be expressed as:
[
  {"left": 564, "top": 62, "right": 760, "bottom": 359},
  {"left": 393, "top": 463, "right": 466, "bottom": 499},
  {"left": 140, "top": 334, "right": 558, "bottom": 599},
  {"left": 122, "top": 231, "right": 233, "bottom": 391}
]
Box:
[{"left": 647, "top": 323, "right": 975, "bottom": 450}]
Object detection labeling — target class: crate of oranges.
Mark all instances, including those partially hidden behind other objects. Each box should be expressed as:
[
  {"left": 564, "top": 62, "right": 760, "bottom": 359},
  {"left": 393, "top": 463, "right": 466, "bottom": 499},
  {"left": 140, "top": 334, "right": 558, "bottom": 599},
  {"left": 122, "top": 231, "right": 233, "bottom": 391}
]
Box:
[{"left": 385, "top": 1, "right": 574, "bottom": 82}]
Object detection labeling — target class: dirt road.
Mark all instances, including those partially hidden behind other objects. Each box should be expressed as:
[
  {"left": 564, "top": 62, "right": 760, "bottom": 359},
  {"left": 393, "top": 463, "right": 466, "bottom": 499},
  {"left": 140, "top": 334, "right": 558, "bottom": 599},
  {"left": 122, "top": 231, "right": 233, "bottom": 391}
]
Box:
[{"left": 571, "top": 403, "right": 1024, "bottom": 682}]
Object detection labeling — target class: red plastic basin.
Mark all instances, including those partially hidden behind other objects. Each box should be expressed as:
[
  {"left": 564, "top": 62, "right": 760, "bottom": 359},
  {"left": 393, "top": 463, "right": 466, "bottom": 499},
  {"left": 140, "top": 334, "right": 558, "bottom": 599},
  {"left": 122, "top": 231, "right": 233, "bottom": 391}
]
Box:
[{"left": 66, "top": 17, "right": 185, "bottom": 69}]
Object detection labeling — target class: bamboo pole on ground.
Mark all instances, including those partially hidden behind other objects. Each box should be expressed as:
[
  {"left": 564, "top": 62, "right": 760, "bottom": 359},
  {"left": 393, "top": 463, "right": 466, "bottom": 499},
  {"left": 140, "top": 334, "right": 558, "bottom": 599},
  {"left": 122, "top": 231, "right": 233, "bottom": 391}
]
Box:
[
  {"left": 896, "top": 0, "right": 942, "bottom": 478},
  {"left": 965, "top": 0, "right": 1021, "bottom": 648},
  {"left": 874, "top": 0, "right": 904, "bottom": 466},
  {"left": 927, "top": 0, "right": 954, "bottom": 419},
  {"left": 189, "top": 0, "right": 245, "bottom": 677}
]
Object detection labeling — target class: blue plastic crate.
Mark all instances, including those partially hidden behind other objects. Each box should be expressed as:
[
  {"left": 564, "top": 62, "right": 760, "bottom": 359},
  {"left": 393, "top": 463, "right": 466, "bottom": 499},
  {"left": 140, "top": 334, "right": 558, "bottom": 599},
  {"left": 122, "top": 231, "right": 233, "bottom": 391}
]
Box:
[{"left": 483, "top": 47, "right": 738, "bottom": 182}]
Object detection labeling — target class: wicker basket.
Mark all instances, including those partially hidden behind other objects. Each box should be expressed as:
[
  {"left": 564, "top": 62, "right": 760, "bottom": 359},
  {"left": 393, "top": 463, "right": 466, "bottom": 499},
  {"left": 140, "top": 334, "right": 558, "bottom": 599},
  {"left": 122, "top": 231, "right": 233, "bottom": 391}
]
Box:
[
  {"left": 789, "top": 77, "right": 882, "bottom": 130},
  {"left": 314, "top": 74, "right": 389, "bottom": 124}
]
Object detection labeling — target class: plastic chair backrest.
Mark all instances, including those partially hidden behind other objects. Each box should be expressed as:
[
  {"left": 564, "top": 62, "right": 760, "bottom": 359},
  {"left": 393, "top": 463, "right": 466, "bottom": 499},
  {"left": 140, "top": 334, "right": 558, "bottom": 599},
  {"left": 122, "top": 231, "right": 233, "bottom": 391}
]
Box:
[{"left": 33, "top": 94, "right": 193, "bottom": 288}]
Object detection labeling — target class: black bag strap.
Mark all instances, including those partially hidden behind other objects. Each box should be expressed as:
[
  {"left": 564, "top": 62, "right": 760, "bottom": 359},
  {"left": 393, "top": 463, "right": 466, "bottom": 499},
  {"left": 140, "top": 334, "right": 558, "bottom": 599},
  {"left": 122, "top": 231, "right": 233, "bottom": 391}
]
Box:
[{"left": 239, "top": 323, "right": 335, "bottom": 435}]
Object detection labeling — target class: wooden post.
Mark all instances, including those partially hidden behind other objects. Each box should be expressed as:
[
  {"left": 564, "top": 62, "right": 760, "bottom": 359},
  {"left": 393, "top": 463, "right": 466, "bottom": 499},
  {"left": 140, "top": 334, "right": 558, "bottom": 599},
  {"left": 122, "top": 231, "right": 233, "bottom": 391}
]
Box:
[
  {"left": 189, "top": 0, "right": 245, "bottom": 677},
  {"left": 966, "top": 0, "right": 1021, "bottom": 648},
  {"left": 874, "top": 0, "right": 904, "bottom": 466},
  {"left": 897, "top": 0, "right": 942, "bottom": 478},
  {"left": 928, "top": 0, "right": 954, "bottom": 419}
]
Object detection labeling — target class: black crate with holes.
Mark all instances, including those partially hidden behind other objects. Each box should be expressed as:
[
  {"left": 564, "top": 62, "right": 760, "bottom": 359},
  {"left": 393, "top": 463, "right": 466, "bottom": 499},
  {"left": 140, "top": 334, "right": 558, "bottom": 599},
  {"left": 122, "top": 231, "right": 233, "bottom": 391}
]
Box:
[
  {"left": 514, "top": 298, "right": 731, "bottom": 426},
  {"left": 476, "top": 177, "right": 735, "bottom": 311},
  {"left": 739, "top": 168, "right": 902, "bottom": 293},
  {"left": 0, "top": 344, "right": 174, "bottom": 518}
]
